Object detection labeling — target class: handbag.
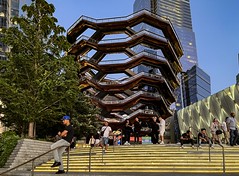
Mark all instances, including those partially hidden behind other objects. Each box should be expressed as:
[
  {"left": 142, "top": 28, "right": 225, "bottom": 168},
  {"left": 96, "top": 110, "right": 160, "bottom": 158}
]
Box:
[{"left": 216, "top": 129, "right": 222, "bottom": 135}]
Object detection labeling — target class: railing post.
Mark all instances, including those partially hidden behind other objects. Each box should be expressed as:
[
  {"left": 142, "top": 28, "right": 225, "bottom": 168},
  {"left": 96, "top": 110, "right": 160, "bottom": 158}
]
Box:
[
  {"left": 31, "top": 159, "right": 35, "bottom": 176},
  {"left": 89, "top": 147, "right": 92, "bottom": 172},
  {"left": 208, "top": 143, "right": 211, "bottom": 162},
  {"left": 220, "top": 144, "right": 226, "bottom": 175},
  {"left": 66, "top": 146, "right": 70, "bottom": 173},
  {"left": 101, "top": 147, "right": 105, "bottom": 163}
]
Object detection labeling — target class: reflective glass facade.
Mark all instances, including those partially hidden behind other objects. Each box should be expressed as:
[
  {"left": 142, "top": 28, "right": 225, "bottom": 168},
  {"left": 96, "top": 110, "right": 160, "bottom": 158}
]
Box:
[
  {"left": 176, "top": 65, "right": 211, "bottom": 110},
  {"left": 0, "top": 0, "right": 20, "bottom": 61},
  {"left": 133, "top": 0, "right": 211, "bottom": 111},
  {"left": 133, "top": 0, "right": 198, "bottom": 71}
]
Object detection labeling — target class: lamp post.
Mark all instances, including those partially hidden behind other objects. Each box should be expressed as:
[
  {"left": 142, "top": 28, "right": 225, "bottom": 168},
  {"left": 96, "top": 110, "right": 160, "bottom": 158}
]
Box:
[{"left": 179, "top": 72, "right": 186, "bottom": 109}]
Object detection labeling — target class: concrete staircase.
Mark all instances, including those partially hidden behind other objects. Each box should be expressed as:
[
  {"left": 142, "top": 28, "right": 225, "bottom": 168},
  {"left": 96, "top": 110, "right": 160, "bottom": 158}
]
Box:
[
  {"left": 4, "top": 138, "right": 53, "bottom": 170},
  {"left": 33, "top": 144, "right": 239, "bottom": 175}
]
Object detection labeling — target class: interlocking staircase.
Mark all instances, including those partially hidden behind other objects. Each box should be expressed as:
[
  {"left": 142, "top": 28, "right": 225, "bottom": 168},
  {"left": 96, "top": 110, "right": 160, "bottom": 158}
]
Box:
[{"left": 34, "top": 144, "right": 239, "bottom": 174}]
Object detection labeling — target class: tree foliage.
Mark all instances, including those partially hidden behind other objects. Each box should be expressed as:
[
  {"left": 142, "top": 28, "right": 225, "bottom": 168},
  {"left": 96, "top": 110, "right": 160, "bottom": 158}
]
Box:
[{"left": 0, "top": 0, "right": 99, "bottom": 138}]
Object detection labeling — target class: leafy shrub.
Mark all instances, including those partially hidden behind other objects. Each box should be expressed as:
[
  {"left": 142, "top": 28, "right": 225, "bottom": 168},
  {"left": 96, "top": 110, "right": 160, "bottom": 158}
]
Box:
[{"left": 0, "top": 131, "right": 20, "bottom": 167}]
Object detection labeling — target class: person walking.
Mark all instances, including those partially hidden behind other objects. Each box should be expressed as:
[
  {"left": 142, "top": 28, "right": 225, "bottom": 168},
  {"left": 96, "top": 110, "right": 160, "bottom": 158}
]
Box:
[
  {"left": 158, "top": 116, "right": 165, "bottom": 144},
  {"left": 100, "top": 121, "right": 112, "bottom": 151},
  {"left": 227, "top": 112, "right": 238, "bottom": 146},
  {"left": 50, "top": 115, "right": 74, "bottom": 174}
]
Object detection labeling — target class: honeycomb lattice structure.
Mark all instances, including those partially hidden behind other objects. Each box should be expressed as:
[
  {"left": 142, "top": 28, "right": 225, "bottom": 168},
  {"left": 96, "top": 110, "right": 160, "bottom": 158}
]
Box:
[{"left": 67, "top": 10, "right": 183, "bottom": 125}]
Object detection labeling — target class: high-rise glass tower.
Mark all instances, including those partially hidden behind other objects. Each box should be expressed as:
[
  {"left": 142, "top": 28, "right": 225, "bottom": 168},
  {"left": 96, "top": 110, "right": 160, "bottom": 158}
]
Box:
[
  {"left": 0, "top": 0, "right": 20, "bottom": 61},
  {"left": 133, "top": 0, "right": 211, "bottom": 109},
  {"left": 134, "top": 0, "right": 198, "bottom": 71}
]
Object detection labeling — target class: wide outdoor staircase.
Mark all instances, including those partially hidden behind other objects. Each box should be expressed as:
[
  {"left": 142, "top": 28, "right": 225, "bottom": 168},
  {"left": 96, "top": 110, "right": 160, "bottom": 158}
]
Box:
[{"left": 32, "top": 144, "right": 239, "bottom": 175}]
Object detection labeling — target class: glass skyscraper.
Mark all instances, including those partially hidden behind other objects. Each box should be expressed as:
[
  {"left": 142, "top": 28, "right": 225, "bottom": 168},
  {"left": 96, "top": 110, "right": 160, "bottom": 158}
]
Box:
[
  {"left": 133, "top": 0, "right": 211, "bottom": 109},
  {"left": 0, "top": 0, "right": 20, "bottom": 61},
  {"left": 134, "top": 0, "right": 198, "bottom": 71}
]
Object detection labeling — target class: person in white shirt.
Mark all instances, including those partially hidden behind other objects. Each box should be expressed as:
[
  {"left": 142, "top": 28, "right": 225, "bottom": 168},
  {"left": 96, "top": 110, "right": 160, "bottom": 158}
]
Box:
[
  {"left": 221, "top": 117, "right": 229, "bottom": 145},
  {"left": 158, "top": 116, "right": 165, "bottom": 144},
  {"left": 100, "top": 121, "right": 112, "bottom": 150},
  {"left": 226, "top": 112, "right": 238, "bottom": 146}
]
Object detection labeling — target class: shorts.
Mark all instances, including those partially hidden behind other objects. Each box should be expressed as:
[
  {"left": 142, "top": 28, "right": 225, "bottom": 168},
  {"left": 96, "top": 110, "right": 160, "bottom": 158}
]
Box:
[
  {"left": 102, "top": 137, "right": 109, "bottom": 145},
  {"left": 159, "top": 130, "right": 165, "bottom": 136}
]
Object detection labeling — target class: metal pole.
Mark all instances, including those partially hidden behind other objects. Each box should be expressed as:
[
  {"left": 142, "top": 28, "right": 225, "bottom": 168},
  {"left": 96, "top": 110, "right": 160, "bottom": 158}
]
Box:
[
  {"left": 31, "top": 159, "right": 35, "bottom": 176},
  {"left": 196, "top": 130, "right": 199, "bottom": 151},
  {"left": 89, "top": 147, "right": 92, "bottom": 172},
  {"left": 66, "top": 146, "right": 70, "bottom": 173},
  {"left": 209, "top": 144, "right": 211, "bottom": 162},
  {"left": 222, "top": 145, "right": 226, "bottom": 175},
  {"left": 101, "top": 147, "right": 104, "bottom": 163},
  {"left": 180, "top": 72, "right": 184, "bottom": 109}
]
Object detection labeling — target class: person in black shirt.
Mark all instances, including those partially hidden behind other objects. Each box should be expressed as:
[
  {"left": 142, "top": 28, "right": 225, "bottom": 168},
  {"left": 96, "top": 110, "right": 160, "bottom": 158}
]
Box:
[
  {"left": 133, "top": 117, "right": 141, "bottom": 144},
  {"left": 180, "top": 130, "right": 195, "bottom": 149},
  {"left": 123, "top": 119, "right": 132, "bottom": 145},
  {"left": 198, "top": 128, "right": 212, "bottom": 148},
  {"left": 150, "top": 116, "right": 159, "bottom": 144},
  {"left": 50, "top": 115, "right": 74, "bottom": 174}
]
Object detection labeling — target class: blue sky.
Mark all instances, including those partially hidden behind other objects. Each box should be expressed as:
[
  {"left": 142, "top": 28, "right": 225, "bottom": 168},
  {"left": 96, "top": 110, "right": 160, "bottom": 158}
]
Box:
[{"left": 47, "top": 0, "right": 239, "bottom": 95}]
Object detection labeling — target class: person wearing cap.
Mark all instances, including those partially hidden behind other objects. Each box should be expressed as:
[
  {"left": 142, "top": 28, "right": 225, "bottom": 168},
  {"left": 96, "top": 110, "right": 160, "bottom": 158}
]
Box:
[{"left": 50, "top": 115, "right": 74, "bottom": 174}]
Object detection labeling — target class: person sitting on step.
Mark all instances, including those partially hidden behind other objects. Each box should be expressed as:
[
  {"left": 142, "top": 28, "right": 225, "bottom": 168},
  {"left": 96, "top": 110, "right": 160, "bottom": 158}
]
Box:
[
  {"left": 180, "top": 130, "right": 195, "bottom": 149},
  {"left": 198, "top": 128, "right": 212, "bottom": 148}
]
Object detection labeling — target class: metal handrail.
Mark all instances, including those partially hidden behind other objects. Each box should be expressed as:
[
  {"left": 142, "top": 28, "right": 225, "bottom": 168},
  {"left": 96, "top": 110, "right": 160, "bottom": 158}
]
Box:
[
  {"left": 218, "top": 143, "right": 226, "bottom": 175},
  {"left": 0, "top": 145, "right": 70, "bottom": 176}
]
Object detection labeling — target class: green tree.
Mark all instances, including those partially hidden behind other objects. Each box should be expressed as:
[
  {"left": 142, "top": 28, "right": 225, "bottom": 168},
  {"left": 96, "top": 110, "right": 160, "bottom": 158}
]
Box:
[{"left": 0, "top": 0, "right": 99, "bottom": 138}]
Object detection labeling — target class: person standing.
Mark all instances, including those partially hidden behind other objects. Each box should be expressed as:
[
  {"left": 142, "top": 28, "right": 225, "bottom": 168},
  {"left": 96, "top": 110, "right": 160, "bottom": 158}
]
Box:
[
  {"left": 150, "top": 117, "right": 159, "bottom": 144},
  {"left": 210, "top": 118, "right": 222, "bottom": 145},
  {"left": 123, "top": 119, "right": 132, "bottom": 145},
  {"left": 158, "top": 116, "right": 165, "bottom": 144},
  {"left": 133, "top": 117, "right": 141, "bottom": 144},
  {"left": 221, "top": 117, "right": 229, "bottom": 145},
  {"left": 100, "top": 121, "right": 112, "bottom": 151},
  {"left": 227, "top": 112, "right": 238, "bottom": 146},
  {"left": 50, "top": 115, "right": 74, "bottom": 174}
]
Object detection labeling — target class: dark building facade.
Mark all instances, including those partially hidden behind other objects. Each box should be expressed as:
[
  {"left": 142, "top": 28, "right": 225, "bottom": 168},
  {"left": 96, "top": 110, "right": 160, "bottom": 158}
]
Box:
[{"left": 67, "top": 10, "right": 183, "bottom": 127}]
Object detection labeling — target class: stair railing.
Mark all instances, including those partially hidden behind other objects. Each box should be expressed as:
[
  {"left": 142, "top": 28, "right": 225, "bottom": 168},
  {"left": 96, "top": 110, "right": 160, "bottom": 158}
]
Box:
[
  {"left": 0, "top": 145, "right": 70, "bottom": 176},
  {"left": 218, "top": 143, "right": 226, "bottom": 175}
]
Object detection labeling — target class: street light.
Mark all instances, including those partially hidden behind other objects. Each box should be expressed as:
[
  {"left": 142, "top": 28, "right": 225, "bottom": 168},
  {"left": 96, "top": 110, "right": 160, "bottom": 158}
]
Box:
[{"left": 179, "top": 71, "right": 186, "bottom": 109}]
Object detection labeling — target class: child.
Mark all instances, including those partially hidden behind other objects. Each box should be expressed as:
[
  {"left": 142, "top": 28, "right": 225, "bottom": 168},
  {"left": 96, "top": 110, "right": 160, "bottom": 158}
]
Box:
[{"left": 89, "top": 135, "right": 95, "bottom": 147}]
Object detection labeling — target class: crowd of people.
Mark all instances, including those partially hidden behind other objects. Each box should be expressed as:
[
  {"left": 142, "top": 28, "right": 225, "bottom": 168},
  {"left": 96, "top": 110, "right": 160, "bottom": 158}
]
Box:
[
  {"left": 180, "top": 112, "right": 238, "bottom": 148},
  {"left": 86, "top": 116, "right": 166, "bottom": 150},
  {"left": 48, "top": 112, "right": 238, "bottom": 174}
]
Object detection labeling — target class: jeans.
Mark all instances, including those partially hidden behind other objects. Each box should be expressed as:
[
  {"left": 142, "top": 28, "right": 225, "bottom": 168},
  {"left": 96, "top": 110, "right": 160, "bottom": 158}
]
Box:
[
  {"left": 198, "top": 138, "right": 212, "bottom": 146},
  {"left": 229, "top": 129, "right": 238, "bottom": 146},
  {"left": 50, "top": 139, "right": 70, "bottom": 170}
]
